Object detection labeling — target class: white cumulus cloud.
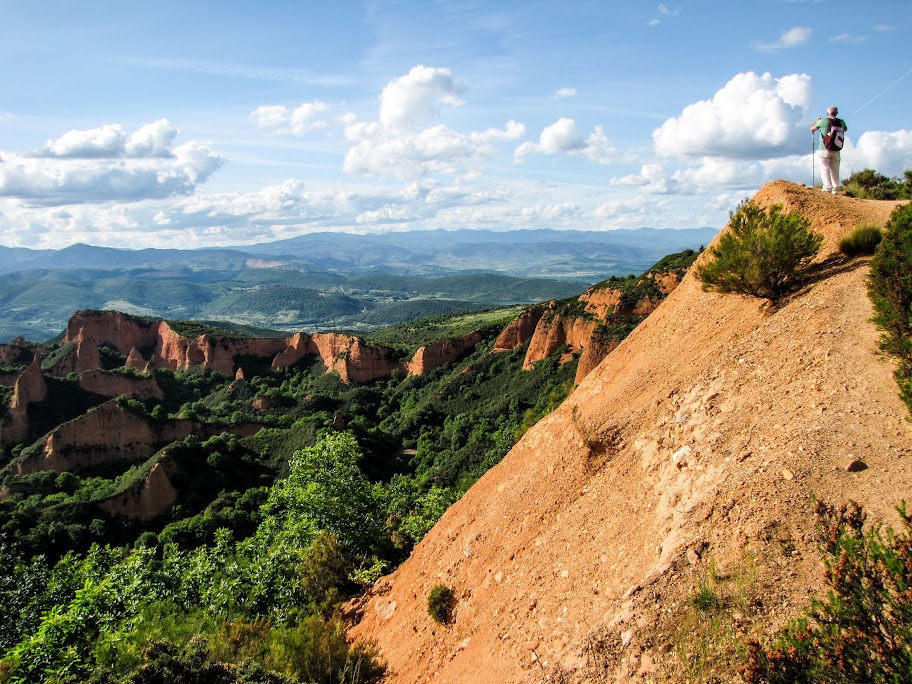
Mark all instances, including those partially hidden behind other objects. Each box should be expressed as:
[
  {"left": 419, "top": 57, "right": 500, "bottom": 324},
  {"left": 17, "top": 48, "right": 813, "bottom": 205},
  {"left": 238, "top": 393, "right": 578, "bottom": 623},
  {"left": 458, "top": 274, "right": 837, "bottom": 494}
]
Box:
[
  {"left": 652, "top": 72, "right": 813, "bottom": 160},
  {"left": 126, "top": 119, "right": 179, "bottom": 158},
  {"left": 379, "top": 65, "right": 463, "bottom": 130},
  {"left": 515, "top": 119, "right": 617, "bottom": 164},
  {"left": 0, "top": 121, "right": 222, "bottom": 205},
  {"left": 341, "top": 66, "right": 523, "bottom": 179},
  {"left": 611, "top": 164, "right": 679, "bottom": 194},
  {"left": 251, "top": 100, "right": 331, "bottom": 135},
  {"left": 36, "top": 119, "right": 180, "bottom": 158},
  {"left": 36, "top": 124, "right": 127, "bottom": 158},
  {"left": 848, "top": 130, "right": 912, "bottom": 177}
]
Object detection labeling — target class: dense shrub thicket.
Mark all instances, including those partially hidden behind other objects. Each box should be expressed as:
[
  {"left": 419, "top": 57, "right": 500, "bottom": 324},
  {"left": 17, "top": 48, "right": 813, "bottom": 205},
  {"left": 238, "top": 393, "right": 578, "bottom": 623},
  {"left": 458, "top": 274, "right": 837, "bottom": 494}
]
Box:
[
  {"left": 695, "top": 202, "right": 823, "bottom": 300},
  {"left": 0, "top": 435, "right": 388, "bottom": 684},
  {"left": 868, "top": 203, "right": 912, "bottom": 413},
  {"left": 0, "top": 316, "right": 580, "bottom": 681},
  {"left": 844, "top": 168, "right": 912, "bottom": 200}
]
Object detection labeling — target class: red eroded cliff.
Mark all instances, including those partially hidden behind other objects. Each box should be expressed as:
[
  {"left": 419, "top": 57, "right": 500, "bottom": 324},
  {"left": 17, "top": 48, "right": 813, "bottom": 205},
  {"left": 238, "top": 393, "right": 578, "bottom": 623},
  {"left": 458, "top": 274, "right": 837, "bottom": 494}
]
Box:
[
  {"left": 55, "top": 310, "right": 479, "bottom": 386},
  {"left": 404, "top": 332, "right": 484, "bottom": 376},
  {"left": 1, "top": 356, "right": 47, "bottom": 447},
  {"left": 271, "top": 332, "right": 312, "bottom": 371},
  {"left": 521, "top": 314, "right": 599, "bottom": 371},
  {"left": 98, "top": 459, "right": 178, "bottom": 521},
  {"left": 147, "top": 322, "right": 289, "bottom": 375},
  {"left": 311, "top": 333, "right": 399, "bottom": 383},
  {"left": 76, "top": 369, "right": 164, "bottom": 401},
  {"left": 14, "top": 401, "right": 196, "bottom": 475},
  {"left": 492, "top": 307, "right": 545, "bottom": 352},
  {"left": 501, "top": 272, "right": 685, "bottom": 384}
]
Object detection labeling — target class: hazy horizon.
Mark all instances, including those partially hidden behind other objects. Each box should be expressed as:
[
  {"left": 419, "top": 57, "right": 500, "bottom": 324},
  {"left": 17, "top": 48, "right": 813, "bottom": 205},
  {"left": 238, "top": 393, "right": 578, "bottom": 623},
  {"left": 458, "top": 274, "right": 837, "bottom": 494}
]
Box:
[{"left": 1, "top": 1, "right": 909, "bottom": 251}]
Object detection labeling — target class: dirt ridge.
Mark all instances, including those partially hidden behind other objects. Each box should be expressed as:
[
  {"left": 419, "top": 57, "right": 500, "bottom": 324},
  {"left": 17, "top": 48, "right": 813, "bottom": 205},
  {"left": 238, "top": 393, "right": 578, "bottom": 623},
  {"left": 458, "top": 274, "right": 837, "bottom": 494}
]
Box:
[{"left": 349, "top": 181, "right": 911, "bottom": 683}]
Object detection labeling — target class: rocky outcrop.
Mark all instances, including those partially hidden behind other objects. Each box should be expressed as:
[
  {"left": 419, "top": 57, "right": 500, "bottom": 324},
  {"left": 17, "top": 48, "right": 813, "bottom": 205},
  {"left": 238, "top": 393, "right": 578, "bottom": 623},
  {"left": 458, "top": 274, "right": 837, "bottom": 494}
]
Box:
[
  {"left": 1, "top": 356, "right": 47, "bottom": 447},
  {"left": 48, "top": 310, "right": 486, "bottom": 389},
  {"left": 403, "top": 332, "right": 484, "bottom": 376},
  {"left": 60, "top": 311, "right": 287, "bottom": 377},
  {"left": 521, "top": 314, "right": 599, "bottom": 372},
  {"left": 125, "top": 347, "right": 151, "bottom": 372},
  {"left": 98, "top": 459, "right": 178, "bottom": 521},
  {"left": 495, "top": 272, "right": 685, "bottom": 385},
  {"left": 270, "top": 332, "right": 312, "bottom": 370},
  {"left": 152, "top": 323, "right": 289, "bottom": 376},
  {"left": 76, "top": 369, "right": 164, "bottom": 401},
  {"left": 274, "top": 330, "right": 485, "bottom": 381},
  {"left": 492, "top": 307, "right": 544, "bottom": 352},
  {"left": 14, "top": 401, "right": 196, "bottom": 475},
  {"left": 0, "top": 340, "right": 37, "bottom": 374},
  {"left": 311, "top": 333, "right": 398, "bottom": 383}
]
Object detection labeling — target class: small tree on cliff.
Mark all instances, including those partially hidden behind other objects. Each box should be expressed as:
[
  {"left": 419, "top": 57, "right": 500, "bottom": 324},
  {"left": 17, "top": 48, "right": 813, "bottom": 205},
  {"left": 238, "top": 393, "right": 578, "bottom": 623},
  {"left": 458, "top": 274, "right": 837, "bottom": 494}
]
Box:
[{"left": 696, "top": 202, "right": 823, "bottom": 301}]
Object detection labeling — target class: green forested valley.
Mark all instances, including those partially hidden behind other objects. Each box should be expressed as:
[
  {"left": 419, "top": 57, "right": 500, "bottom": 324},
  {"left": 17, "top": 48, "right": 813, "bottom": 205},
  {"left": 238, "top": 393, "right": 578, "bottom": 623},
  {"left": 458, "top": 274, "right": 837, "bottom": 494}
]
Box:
[
  {"left": 0, "top": 307, "right": 577, "bottom": 683},
  {"left": 0, "top": 244, "right": 701, "bottom": 683}
]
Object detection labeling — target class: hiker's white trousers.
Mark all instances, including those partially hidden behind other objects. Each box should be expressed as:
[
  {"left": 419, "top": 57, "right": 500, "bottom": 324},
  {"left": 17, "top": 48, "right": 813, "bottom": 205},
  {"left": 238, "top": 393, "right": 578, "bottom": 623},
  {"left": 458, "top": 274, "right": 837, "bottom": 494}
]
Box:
[{"left": 818, "top": 149, "right": 841, "bottom": 193}]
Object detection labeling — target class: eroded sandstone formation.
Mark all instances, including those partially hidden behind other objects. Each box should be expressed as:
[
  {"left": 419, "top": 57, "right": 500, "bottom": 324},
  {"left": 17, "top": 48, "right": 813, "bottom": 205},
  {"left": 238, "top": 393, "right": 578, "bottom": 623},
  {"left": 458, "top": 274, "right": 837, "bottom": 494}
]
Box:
[
  {"left": 494, "top": 272, "right": 684, "bottom": 385},
  {"left": 57, "top": 310, "right": 477, "bottom": 384},
  {"left": 1, "top": 356, "right": 47, "bottom": 447},
  {"left": 14, "top": 400, "right": 196, "bottom": 476},
  {"left": 98, "top": 460, "right": 178, "bottom": 521},
  {"left": 403, "top": 332, "right": 484, "bottom": 376},
  {"left": 76, "top": 369, "right": 164, "bottom": 401},
  {"left": 492, "top": 307, "right": 544, "bottom": 352},
  {"left": 2, "top": 310, "right": 488, "bottom": 486}
]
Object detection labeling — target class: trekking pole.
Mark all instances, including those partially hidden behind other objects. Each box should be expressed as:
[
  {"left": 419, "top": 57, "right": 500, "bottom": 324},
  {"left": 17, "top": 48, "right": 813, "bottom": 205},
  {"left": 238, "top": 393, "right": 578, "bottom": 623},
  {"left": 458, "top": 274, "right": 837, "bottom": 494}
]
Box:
[{"left": 811, "top": 130, "right": 815, "bottom": 188}]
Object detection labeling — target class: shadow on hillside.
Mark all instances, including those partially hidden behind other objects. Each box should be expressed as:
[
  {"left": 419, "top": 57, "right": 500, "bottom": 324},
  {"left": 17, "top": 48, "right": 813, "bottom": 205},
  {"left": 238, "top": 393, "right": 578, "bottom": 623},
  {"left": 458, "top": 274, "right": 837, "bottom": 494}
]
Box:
[{"left": 784, "top": 253, "right": 871, "bottom": 304}]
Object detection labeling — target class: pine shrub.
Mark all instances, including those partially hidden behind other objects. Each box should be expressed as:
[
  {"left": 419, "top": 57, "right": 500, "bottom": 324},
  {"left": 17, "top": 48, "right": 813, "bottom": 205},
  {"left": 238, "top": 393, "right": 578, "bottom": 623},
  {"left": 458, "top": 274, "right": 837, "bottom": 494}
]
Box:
[
  {"left": 695, "top": 202, "right": 823, "bottom": 301},
  {"left": 843, "top": 169, "right": 904, "bottom": 200}
]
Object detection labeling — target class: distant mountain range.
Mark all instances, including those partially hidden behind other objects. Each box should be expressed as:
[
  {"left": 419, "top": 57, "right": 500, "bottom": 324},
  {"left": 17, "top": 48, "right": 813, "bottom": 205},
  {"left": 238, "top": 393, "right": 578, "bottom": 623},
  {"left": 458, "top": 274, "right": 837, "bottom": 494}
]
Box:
[{"left": 0, "top": 227, "right": 718, "bottom": 342}]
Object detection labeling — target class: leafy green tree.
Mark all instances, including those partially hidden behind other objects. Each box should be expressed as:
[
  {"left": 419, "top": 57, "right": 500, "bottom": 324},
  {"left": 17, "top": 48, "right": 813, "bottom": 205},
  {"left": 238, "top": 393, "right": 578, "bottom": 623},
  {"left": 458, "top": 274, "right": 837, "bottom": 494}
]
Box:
[
  {"left": 696, "top": 202, "right": 823, "bottom": 301},
  {"left": 258, "top": 432, "right": 386, "bottom": 557}
]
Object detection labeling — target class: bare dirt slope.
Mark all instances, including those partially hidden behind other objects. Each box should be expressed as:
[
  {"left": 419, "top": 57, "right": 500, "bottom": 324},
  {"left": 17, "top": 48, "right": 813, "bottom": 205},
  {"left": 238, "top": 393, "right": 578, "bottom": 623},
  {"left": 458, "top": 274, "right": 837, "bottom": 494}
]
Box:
[{"left": 350, "top": 180, "right": 911, "bottom": 683}]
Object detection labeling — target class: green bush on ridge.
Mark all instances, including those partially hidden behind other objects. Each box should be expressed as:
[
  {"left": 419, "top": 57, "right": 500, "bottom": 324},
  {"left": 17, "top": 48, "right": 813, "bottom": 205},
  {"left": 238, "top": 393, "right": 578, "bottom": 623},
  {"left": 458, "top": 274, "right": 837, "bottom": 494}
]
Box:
[
  {"left": 427, "top": 584, "right": 456, "bottom": 625},
  {"left": 869, "top": 203, "right": 912, "bottom": 414},
  {"left": 695, "top": 202, "right": 823, "bottom": 301},
  {"left": 838, "top": 223, "right": 883, "bottom": 257},
  {"left": 843, "top": 168, "right": 912, "bottom": 200}
]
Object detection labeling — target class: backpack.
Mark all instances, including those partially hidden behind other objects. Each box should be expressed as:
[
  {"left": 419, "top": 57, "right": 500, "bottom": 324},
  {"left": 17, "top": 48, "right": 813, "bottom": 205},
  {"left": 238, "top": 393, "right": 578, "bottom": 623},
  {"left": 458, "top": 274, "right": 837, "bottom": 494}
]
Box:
[{"left": 824, "top": 118, "right": 845, "bottom": 151}]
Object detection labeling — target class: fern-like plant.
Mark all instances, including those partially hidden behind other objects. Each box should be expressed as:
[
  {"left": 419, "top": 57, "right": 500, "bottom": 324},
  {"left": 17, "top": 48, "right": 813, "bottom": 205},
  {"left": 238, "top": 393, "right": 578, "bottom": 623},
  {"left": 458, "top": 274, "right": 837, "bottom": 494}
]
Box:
[{"left": 695, "top": 202, "right": 823, "bottom": 301}]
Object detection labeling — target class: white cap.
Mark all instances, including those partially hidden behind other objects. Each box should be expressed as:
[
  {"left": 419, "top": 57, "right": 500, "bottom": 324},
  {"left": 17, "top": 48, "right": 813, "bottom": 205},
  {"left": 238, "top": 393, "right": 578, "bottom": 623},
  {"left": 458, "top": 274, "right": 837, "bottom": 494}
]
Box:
[{"left": 827, "top": 106, "right": 838, "bottom": 116}]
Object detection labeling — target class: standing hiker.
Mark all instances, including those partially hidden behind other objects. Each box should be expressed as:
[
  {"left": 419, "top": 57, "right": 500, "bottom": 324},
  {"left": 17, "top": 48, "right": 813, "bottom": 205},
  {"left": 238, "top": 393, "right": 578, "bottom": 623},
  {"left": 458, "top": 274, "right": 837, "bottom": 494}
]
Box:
[{"left": 810, "top": 106, "right": 848, "bottom": 194}]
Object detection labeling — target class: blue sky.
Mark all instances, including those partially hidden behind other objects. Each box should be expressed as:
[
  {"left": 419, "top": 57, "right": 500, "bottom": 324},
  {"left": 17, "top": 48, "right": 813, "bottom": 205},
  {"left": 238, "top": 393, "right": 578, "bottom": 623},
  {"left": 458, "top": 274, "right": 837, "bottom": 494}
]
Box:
[{"left": 0, "top": 0, "right": 910, "bottom": 250}]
